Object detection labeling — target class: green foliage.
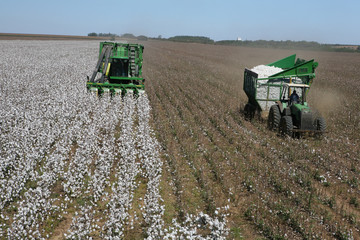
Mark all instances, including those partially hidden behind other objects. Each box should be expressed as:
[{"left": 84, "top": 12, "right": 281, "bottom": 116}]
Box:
[
  {"left": 88, "top": 32, "right": 118, "bottom": 38},
  {"left": 98, "top": 32, "right": 118, "bottom": 37},
  {"left": 137, "top": 35, "right": 148, "bottom": 41},
  {"left": 168, "top": 35, "right": 214, "bottom": 44},
  {"left": 346, "top": 176, "right": 359, "bottom": 189},
  {"left": 349, "top": 197, "right": 359, "bottom": 208},
  {"left": 121, "top": 33, "right": 136, "bottom": 39},
  {"left": 230, "top": 227, "right": 244, "bottom": 239}
]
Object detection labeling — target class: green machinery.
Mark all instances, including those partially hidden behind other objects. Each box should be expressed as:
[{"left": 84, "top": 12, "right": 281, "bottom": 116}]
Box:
[
  {"left": 243, "top": 54, "right": 326, "bottom": 137},
  {"left": 87, "top": 42, "right": 145, "bottom": 96}
]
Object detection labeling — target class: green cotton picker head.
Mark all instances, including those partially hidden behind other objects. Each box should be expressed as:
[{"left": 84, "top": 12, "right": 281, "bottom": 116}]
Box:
[{"left": 87, "top": 42, "right": 145, "bottom": 96}]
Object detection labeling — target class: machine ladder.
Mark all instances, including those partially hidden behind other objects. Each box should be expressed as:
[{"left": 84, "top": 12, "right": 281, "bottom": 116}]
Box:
[{"left": 89, "top": 44, "right": 113, "bottom": 83}]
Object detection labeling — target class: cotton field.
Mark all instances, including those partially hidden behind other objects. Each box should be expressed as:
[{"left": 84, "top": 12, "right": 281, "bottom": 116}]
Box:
[{"left": 0, "top": 41, "right": 229, "bottom": 239}]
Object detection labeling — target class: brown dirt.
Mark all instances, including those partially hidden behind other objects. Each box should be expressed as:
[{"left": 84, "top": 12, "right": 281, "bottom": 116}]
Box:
[
  {"left": 50, "top": 213, "right": 73, "bottom": 240},
  {"left": 142, "top": 40, "right": 360, "bottom": 239}
]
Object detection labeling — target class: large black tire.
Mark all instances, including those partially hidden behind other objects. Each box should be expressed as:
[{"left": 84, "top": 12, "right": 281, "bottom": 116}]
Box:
[
  {"left": 314, "top": 117, "right": 326, "bottom": 137},
  {"left": 268, "top": 105, "right": 281, "bottom": 131},
  {"left": 280, "top": 116, "right": 293, "bottom": 137},
  {"left": 244, "top": 103, "right": 255, "bottom": 121}
]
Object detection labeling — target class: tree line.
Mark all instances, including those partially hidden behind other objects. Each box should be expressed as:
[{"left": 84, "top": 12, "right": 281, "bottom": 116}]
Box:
[
  {"left": 87, "top": 32, "right": 148, "bottom": 40},
  {"left": 168, "top": 36, "right": 214, "bottom": 44},
  {"left": 166, "top": 36, "right": 360, "bottom": 53},
  {"left": 87, "top": 32, "right": 360, "bottom": 52}
]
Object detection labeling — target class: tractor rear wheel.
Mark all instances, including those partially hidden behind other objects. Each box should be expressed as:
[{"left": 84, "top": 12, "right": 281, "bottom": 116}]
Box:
[
  {"left": 280, "top": 116, "right": 293, "bottom": 137},
  {"left": 268, "top": 105, "right": 281, "bottom": 131}
]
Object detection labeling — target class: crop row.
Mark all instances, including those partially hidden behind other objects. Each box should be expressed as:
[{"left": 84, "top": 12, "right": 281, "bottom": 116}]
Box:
[{"left": 0, "top": 41, "right": 229, "bottom": 239}]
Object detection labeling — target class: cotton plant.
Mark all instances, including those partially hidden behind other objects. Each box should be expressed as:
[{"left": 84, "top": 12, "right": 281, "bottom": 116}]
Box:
[
  {"left": 65, "top": 204, "right": 99, "bottom": 239},
  {"left": 0, "top": 40, "right": 97, "bottom": 237},
  {"left": 7, "top": 187, "right": 56, "bottom": 239},
  {"left": 89, "top": 96, "right": 121, "bottom": 202},
  {"left": 163, "top": 211, "right": 229, "bottom": 240},
  {"left": 102, "top": 94, "right": 140, "bottom": 239},
  {"left": 0, "top": 40, "right": 230, "bottom": 239},
  {"left": 136, "top": 93, "right": 165, "bottom": 238}
]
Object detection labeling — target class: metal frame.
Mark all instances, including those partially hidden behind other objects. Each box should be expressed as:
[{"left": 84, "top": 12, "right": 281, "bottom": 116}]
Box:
[{"left": 87, "top": 42, "right": 145, "bottom": 96}]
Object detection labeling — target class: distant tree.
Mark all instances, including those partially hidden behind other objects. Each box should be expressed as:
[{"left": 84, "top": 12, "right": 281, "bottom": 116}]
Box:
[
  {"left": 137, "top": 35, "right": 148, "bottom": 41},
  {"left": 121, "top": 33, "right": 136, "bottom": 39},
  {"left": 97, "top": 33, "right": 118, "bottom": 37},
  {"left": 357, "top": 46, "right": 360, "bottom": 52},
  {"left": 158, "top": 35, "right": 162, "bottom": 39},
  {"left": 168, "top": 36, "right": 214, "bottom": 44},
  {"left": 88, "top": 32, "right": 98, "bottom": 37}
]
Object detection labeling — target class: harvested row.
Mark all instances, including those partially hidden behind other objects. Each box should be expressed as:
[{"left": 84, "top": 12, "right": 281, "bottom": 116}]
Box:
[{"left": 143, "top": 40, "right": 360, "bottom": 239}]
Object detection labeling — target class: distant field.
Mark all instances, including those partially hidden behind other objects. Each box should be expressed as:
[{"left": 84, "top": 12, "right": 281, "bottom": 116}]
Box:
[
  {"left": 0, "top": 39, "right": 359, "bottom": 239},
  {"left": 0, "top": 33, "right": 108, "bottom": 40},
  {"left": 332, "top": 45, "right": 359, "bottom": 50}
]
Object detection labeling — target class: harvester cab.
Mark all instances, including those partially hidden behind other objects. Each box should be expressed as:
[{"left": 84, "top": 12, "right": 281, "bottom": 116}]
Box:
[{"left": 87, "top": 42, "right": 145, "bottom": 96}]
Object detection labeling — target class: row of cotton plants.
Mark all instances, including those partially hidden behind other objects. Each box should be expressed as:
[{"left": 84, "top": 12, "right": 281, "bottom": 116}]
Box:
[
  {"left": 0, "top": 40, "right": 98, "bottom": 238},
  {"left": 0, "top": 40, "right": 228, "bottom": 239},
  {"left": 101, "top": 94, "right": 140, "bottom": 239},
  {"left": 136, "top": 93, "right": 165, "bottom": 238},
  {"left": 65, "top": 94, "right": 140, "bottom": 239}
]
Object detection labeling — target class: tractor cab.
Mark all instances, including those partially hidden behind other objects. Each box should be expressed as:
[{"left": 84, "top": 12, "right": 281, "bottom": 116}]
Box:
[
  {"left": 280, "top": 83, "right": 309, "bottom": 106},
  {"left": 280, "top": 83, "right": 312, "bottom": 129}
]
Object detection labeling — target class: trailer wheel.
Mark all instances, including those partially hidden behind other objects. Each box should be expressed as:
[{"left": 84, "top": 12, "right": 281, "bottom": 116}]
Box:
[
  {"left": 315, "top": 117, "right": 326, "bottom": 136},
  {"left": 280, "top": 116, "right": 293, "bottom": 137},
  {"left": 244, "top": 103, "right": 255, "bottom": 120},
  {"left": 268, "top": 105, "right": 281, "bottom": 131}
]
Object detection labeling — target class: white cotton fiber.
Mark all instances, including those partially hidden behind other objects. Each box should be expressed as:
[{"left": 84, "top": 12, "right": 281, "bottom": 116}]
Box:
[{"left": 251, "top": 65, "right": 283, "bottom": 78}]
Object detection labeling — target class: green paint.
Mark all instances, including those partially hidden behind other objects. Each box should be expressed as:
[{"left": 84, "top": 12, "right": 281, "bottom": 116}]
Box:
[{"left": 87, "top": 42, "right": 145, "bottom": 96}]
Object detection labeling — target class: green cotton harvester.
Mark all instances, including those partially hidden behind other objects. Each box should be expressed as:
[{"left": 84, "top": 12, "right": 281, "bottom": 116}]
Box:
[
  {"left": 87, "top": 42, "right": 145, "bottom": 96},
  {"left": 243, "top": 54, "right": 326, "bottom": 137}
]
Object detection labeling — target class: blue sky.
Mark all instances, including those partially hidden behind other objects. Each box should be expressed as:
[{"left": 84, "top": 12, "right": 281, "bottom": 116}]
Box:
[{"left": 1, "top": 0, "right": 359, "bottom": 44}]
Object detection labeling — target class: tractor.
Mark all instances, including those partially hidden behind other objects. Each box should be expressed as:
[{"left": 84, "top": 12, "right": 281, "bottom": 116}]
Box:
[
  {"left": 243, "top": 54, "right": 326, "bottom": 138},
  {"left": 268, "top": 83, "right": 326, "bottom": 137}
]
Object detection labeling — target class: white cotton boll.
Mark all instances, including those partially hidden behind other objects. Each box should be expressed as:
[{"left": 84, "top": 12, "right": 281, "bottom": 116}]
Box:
[
  {"left": 250, "top": 65, "right": 283, "bottom": 78},
  {"left": 1, "top": 41, "right": 230, "bottom": 239},
  {"left": 0, "top": 41, "right": 99, "bottom": 238}
]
